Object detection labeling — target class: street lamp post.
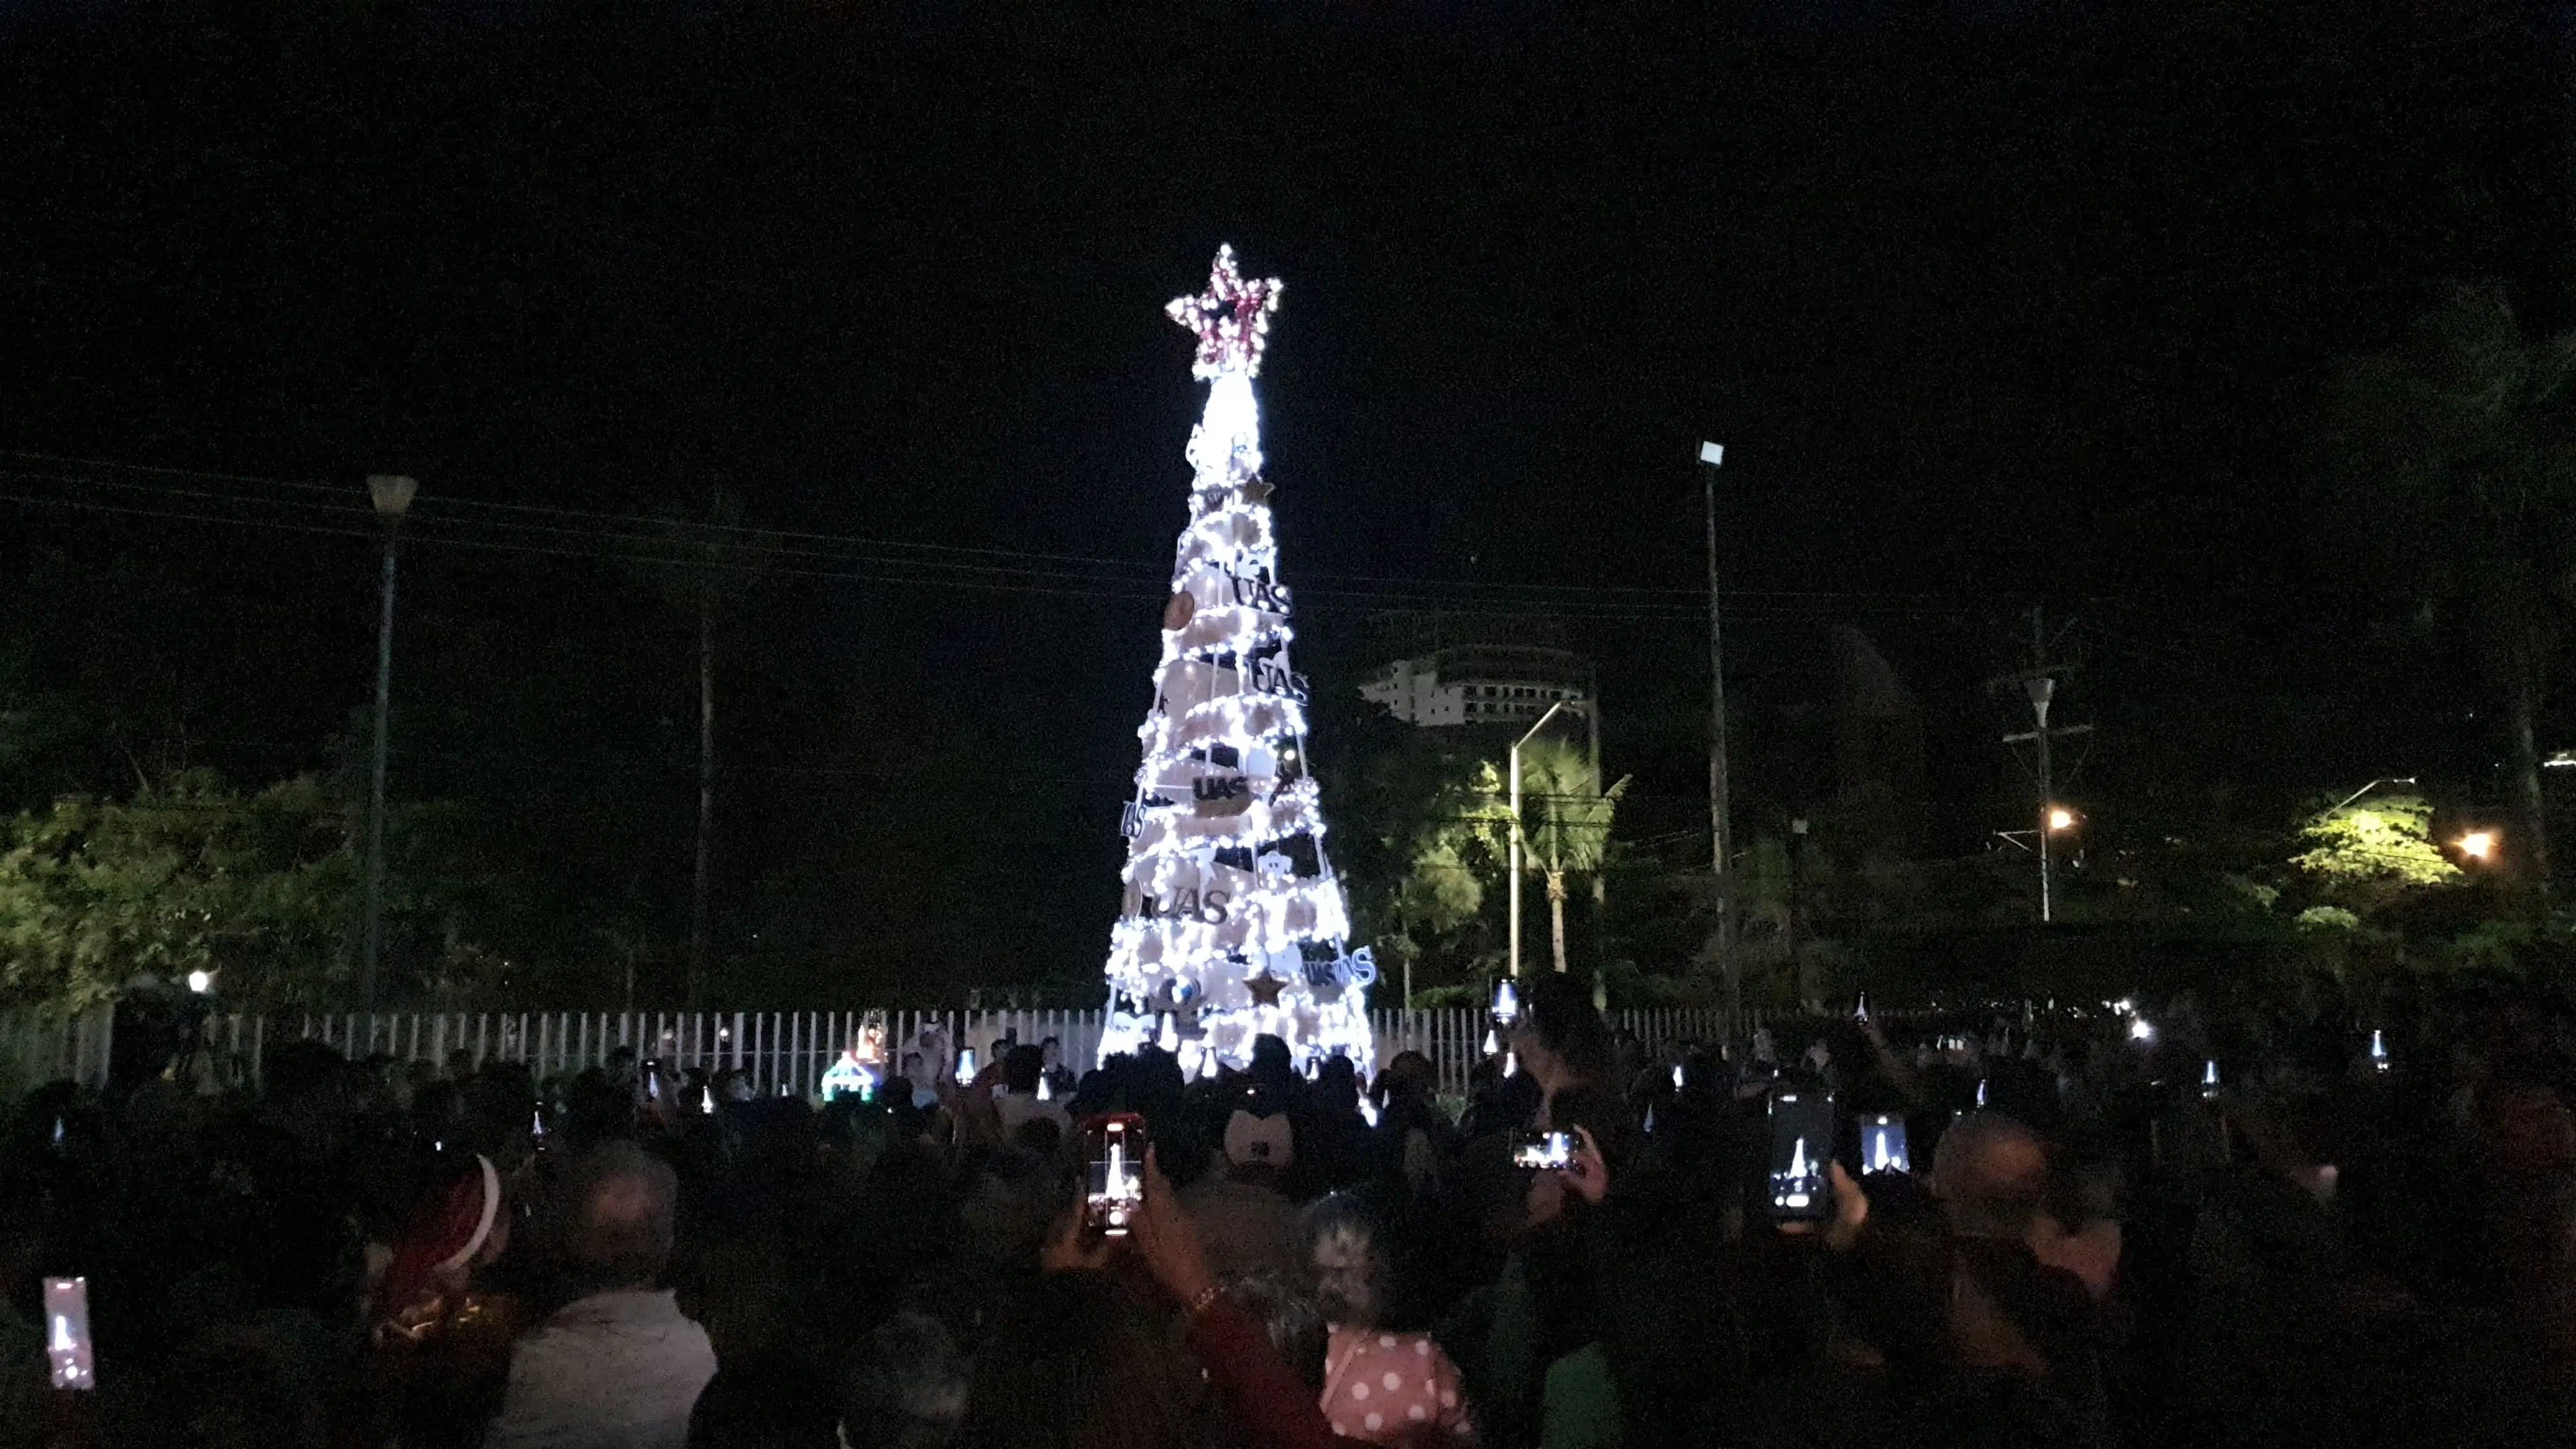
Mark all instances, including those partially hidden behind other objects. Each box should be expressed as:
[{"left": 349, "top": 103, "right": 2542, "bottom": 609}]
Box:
[
  {"left": 2000, "top": 606, "right": 2089, "bottom": 923},
  {"left": 360, "top": 473, "right": 417, "bottom": 1011},
  {"left": 1508, "top": 699, "right": 1577, "bottom": 979},
  {"left": 1698, "top": 441, "right": 1735, "bottom": 1011},
  {"left": 2027, "top": 675, "right": 2057, "bottom": 923},
  {"left": 2330, "top": 776, "right": 2418, "bottom": 815}
]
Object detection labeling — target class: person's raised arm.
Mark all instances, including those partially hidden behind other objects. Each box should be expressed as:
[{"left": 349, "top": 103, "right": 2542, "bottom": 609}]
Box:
[
  {"left": 1134, "top": 1146, "right": 1342, "bottom": 1449},
  {"left": 1822, "top": 1160, "right": 1871, "bottom": 1253},
  {"left": 943, "top": 1060, "right": 1008, "bottom": 1149},
  {"left": 1860, "top": 1018, "right": 1928, "bottom": 1110}
]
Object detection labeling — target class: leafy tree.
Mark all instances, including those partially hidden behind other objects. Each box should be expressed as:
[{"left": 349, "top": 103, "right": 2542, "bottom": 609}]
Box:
[
  {"left": 1375, "top": 758, "right": 1514, "bottom": 1000},
  {"left": 2315, "top": 286, "right": 2576, "bottom": 890},
  {"left": 0, "top": 771, "right": 361, "bottom": 1009},
  {"left": 1318, "top": 716, "right": 1514, "bottom": 1002}
]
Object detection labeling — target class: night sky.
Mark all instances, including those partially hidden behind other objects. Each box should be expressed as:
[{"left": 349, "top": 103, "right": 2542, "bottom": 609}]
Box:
[{"left": 0, "top": 0, "right": 2566, "bottom": 1000}]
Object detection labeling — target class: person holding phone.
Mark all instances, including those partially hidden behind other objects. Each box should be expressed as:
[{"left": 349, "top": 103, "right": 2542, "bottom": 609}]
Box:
[
  {"left": 1015, "top": 1127, "right": 1544, "bottom": 1449},
  {"left": 1163, "top": 1140, "right": 1538, "bottom": 1449},
  {"left": 1020, "top": 1141, "right": 1325, "bottom": 1448},
  {"left": 1818, "top": 1112, "right": 2115, "bottom": 1448},
  {"left": 1504, "top": 974, "right": 1629, "bottom": 1225},
  {"left": 1466, "top": 974, "right": 1627, "bottom": 1446}
]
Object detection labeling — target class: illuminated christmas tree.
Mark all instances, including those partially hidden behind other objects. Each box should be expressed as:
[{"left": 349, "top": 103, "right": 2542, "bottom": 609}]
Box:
[{"left": 1096, "top": 246, "right": 1374, "bottom": 1076}]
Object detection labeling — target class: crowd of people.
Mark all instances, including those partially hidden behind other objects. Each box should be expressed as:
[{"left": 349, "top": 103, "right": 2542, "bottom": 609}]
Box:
[{"left": 4, "top": 969, "right": 2575, "bottom": 1448}]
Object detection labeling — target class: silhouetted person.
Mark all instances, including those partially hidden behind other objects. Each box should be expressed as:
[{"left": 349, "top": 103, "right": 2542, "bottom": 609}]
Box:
[{"left": 486, "top": 1144, "right": 716, "bottom": 1449}]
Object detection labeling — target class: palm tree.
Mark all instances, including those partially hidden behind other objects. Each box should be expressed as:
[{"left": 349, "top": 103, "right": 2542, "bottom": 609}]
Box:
[
  {"left": 2317, "top": 284, "right": 2576, "bottom": 893},
  {"left": 1512, "top": 739, "right": 1630, "bottom": 975}
]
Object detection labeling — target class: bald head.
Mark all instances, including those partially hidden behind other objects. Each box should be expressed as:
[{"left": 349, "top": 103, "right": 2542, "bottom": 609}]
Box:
[
  {"left": 1931, "top": 1112, "right": 2048, "bottom": 1240},
  {"left": 563, "top": 1143, "right": 678, "bottom": 1291}
]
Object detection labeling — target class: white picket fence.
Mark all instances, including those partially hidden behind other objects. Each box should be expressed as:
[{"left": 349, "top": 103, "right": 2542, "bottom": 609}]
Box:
[
  {"left": 0, "top": 1004, "right": 116, "bottom": 1099},
  {"left": 2, "top": 1004, "right": 1754, "bottom": 1101}
]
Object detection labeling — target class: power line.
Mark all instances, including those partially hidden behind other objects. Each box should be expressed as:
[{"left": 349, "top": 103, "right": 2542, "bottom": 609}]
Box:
[
  {"left": 0, "top": 450, "right": 2021, "bottom": 618},
  {"left": 3, "top": 483, "right": 2009, "bottom": 624}
]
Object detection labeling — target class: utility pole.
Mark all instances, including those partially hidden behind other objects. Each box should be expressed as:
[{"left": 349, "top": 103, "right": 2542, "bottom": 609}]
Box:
[
  {"left": 360, "top": 474, "right": 417, "bottom": 1010},
  {"left": 689, "top": 490, "right": 722, "bottom": 1012},
  {"left": 691, "top": 570, "right": 713, "bottom": 1011},
  {"left": 1999, "top": 605, "right": 2090, "bottom": 922},
  {"left": 1698, "top": 442, "right": 1736, "bottom": 1012}
]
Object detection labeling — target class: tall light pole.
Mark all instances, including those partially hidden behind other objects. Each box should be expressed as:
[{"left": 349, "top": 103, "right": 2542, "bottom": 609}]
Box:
[
  {"left": 1508, "top": 699, "right": 1577, "bottom": 979},
  {"left": 361, "top": 473, "right": 417, "bottom": 1010},
  {"left": 2001, "top": 605, "right": 2087, "bottom": 923},
  {"left": 2028, "top": 675, "right": 2057, "bottom": 923},
  {"left": 1698, "top": 441, "right": 1735, "bottom": 1011}
]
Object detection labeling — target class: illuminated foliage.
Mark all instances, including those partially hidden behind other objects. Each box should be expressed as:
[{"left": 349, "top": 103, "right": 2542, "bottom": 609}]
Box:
[
  {"left": 1512, "top": 739, "right": 1630, "bottom": 977},
  {"left": 1330, "top": 735, "right": 1512, "bottom": 997},
  {"left": 2288, "top": 793, "right": 2462, "bottom": 915}
]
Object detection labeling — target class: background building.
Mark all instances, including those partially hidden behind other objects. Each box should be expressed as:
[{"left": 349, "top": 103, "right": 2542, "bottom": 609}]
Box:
[{"left": 1360, "top": 645, "right": 1597, "bottom": 729}]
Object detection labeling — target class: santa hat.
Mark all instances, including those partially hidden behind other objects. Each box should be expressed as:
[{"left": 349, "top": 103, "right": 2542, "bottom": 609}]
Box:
[
  {"left": 378, "top": 1153, "right": 500, "bottom": 1321},
  {"left": 1223, "top": 1110, "right": 1294, "bottom": 1169}
]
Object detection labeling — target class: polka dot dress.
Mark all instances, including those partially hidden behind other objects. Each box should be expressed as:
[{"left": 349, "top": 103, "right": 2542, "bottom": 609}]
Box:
[{"left": 1319, "top": 1324, "right": 1476, "bottom": 1446}]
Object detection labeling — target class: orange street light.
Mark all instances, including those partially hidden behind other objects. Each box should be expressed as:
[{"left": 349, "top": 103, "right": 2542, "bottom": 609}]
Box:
[
  {"left": 2047, "top": 807, "right": 2077, "bottom": 832},
  {"left": 2458, "top": 830, "right": 2497, "bottom": 861}
]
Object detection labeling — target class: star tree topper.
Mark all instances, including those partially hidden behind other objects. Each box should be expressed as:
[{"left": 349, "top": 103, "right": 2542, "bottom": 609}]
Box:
[{"left": 1167, "top": 245, "right": 1283, "bottom": 379}]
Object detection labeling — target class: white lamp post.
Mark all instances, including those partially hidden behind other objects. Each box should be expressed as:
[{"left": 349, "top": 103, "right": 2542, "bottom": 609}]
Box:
[
  {"left": 1508, "top": 699, "right": 1578, "bottom": 978},
  {"left": 360, "top": 474, "right": 417, "bottom": 1010},
  {"left": 1698, "top": 441, "right": 1733, "bottom": 1009}
]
